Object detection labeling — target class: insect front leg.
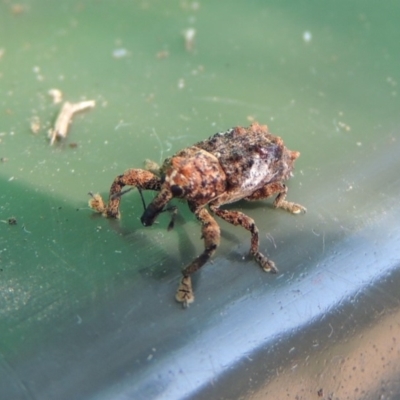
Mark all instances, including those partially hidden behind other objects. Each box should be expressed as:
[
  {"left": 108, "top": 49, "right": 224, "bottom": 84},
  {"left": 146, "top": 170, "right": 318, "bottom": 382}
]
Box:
[
  {"left": 210, "top": 205, "right": 277, "bottom": 274},
  {"left": 89, "top": 169, "right": 161, "bottom": 219},
  {"left": 176, "top": 205, "right": 220, "bottom": 307}
]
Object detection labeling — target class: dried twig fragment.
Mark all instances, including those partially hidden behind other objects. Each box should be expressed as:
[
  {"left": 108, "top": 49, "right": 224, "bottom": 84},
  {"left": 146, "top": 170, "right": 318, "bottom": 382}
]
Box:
[{"left": 49, "top": 100, "right": 95, "bottom": 145}]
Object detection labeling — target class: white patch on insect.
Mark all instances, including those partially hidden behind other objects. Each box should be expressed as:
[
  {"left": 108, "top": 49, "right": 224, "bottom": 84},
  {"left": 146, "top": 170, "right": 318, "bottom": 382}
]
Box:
[{"left": 242, "top": 155, "right": 276, "bottom": 193}]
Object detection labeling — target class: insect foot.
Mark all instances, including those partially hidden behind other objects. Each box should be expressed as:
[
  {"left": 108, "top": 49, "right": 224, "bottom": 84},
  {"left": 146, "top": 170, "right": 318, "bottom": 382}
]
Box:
[
  {"left": 88, "top": 192, "right": 106, "bottom": 214},
  {"left": 175, "top": 276, "right": 195, "bottom": 308},
  {"left": 290, "top": 203, "right": 307, "bottom": 214},
  {"left": 278, "top": 201, "right": 307, "bottom": 214},
  {"left": 253, "top": 252, "right": 278, "bottom": 273}
]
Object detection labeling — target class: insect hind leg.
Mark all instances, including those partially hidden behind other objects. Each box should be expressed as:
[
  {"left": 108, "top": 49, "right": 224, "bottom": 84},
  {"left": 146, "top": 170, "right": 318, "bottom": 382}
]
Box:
[{"left": 245, "top": 182, "right": 306, "bottom": 214}]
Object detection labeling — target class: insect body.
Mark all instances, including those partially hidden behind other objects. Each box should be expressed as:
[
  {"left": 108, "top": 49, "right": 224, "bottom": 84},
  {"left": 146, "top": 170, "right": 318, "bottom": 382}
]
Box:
[{"left": 89, "top": 122, "right": 306, "bottom": 306}]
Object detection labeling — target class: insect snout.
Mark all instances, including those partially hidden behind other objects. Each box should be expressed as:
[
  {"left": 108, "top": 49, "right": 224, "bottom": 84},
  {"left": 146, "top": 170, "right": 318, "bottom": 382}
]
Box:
[{"left": 140, "top": 204, "right": 160, "bottom": 226}]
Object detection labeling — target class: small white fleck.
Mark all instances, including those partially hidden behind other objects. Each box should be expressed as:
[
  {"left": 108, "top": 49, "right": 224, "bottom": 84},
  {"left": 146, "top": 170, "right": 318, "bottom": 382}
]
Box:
[
  {"left": 112, "top": 48, "right": 129, "bottom": 58},
  {"left": 48, "top": 88, "right": 63, "bottom": 104},
  {"left": 183, "top": 28, "right": 196, "bottom": 51},
  {"left": 178, "top": 78, "right": 185, "bottom": 89},
  {"left": 303, "top": 31, "right": 312, "bottom": 43}
]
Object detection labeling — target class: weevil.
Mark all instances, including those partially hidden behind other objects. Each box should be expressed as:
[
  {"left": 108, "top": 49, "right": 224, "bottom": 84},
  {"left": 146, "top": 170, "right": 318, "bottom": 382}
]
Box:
[{"left": 89, "top": 123, "right": 306, "bottom": 306}]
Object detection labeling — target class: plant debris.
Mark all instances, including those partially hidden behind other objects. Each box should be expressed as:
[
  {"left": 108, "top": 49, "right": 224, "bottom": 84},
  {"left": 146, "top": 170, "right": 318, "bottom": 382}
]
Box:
[{"left": 49, "top": 100, "right": 95, "bottom": 145}]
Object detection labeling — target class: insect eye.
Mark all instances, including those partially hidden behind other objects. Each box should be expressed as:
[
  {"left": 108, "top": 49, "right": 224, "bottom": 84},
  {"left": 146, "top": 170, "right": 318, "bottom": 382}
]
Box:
[{"left": 170, "top": 185, "right": 184, "bottom": 197}]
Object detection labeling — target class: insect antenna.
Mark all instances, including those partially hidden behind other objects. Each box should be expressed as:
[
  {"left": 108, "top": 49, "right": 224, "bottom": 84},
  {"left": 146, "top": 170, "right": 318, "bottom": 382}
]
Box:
[
  {"left": 110, "top": 188, "right": 133, "bottom": 201},
  {"left": 137, "top": 188, "right": 147, "bottom": 211}
]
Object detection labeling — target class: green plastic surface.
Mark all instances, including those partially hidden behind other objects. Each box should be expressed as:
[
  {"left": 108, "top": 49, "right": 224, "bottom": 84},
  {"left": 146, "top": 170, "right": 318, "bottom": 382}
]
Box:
[{"left": 1, "top": 1, "right": 400, "bottom": 399}]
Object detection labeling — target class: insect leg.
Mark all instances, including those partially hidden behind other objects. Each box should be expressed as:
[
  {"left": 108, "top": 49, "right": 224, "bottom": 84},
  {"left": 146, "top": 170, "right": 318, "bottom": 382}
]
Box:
[
  {"left": 138, "top": 187, "right": 177, "bottom": 230},
  {"left": 104, "top": 169, "right": 161, "bottom": 218},
  {"left": 210, "top": 205, "right": 277, "bottom": 274},
  {"left": 176, "top": 205, "right": 220, "bottom": 307},
  {"left": 245, "top": 182, "right": 306, "bottom": 214},
  {"left": 165, "top": 205, "right": 178, "bottom": 231}
]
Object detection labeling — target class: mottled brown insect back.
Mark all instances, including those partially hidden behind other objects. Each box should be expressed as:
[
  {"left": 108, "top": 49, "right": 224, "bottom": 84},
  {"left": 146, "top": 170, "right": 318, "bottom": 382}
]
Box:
[{"left": 89, "top": 122, "right": 306, "bottom": 307}]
